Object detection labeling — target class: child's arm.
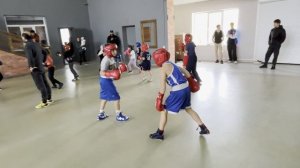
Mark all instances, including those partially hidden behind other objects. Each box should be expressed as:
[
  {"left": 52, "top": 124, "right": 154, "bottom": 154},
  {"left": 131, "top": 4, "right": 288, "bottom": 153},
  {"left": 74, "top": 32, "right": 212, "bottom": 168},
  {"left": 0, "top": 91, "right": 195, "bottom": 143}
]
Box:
[
  {"left": 156, "top": 65, "right": 167, "bottom": 111},
  {"left": 178, "top": 66, "right": 191, "bottom": 78},
  {"left": 159, "top": 65, "right": 167, "bottom": 94}
]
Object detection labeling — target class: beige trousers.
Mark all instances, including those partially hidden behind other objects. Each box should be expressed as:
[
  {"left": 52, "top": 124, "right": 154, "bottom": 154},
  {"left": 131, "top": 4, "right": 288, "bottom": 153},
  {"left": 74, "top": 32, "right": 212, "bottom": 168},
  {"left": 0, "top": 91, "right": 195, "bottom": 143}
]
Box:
[{"left": 215, "top": 43, "right": 223, "bottom": 61}]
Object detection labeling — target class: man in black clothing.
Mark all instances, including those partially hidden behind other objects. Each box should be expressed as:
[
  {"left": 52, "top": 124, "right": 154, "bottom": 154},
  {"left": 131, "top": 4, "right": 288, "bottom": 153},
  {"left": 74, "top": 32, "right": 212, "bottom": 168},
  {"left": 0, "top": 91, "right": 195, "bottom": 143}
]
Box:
[
  {"left": 227, "top": 22, "right": 238, "bottom": 63},
  {"left": 260, "top": 19, "right": 286, "bottom": 70},
  {"left": 63, "top": 42, "right": 79, "bottom": 81},
  {"left": 22, "top": 32, "right": 52, "bottom": 109},
  {"left": 107, "top": 30, "right": 121, "bottom": 63}
]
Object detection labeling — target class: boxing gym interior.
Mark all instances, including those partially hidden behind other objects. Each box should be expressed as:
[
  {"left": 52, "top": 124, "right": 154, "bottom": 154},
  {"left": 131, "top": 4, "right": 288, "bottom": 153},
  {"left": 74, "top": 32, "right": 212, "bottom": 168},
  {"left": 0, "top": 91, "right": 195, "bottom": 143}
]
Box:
[{"left": 0, "top": 0, "right": 299, "bottom": 168}]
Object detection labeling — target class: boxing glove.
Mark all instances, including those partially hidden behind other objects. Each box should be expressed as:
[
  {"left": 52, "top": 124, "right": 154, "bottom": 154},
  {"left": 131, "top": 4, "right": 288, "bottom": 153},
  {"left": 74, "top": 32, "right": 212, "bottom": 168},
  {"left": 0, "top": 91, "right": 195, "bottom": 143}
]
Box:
[
  {"left": 155, "top": 92, "right": 165, "bottom": 112},
  {"left": 137, "top": 56, "right": 142, "bottom": 61},
  {"left": 104, "top": 69, "right": 121, "bottom": 80},
  {"left": 183, "top": 54, "right": 188, "bottom": 67},
  {"left": 118, "top": 63, "right": 127, "bottom": 73},
  {"left": 187, "top": 76, "right": 200, "bottom": 93}
]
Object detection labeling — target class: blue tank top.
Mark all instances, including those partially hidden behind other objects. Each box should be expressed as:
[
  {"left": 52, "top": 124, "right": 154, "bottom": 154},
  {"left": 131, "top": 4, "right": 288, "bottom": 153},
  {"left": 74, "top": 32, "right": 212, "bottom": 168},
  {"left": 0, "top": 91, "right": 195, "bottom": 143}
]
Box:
[{"left": 166, "top": 62, "right": 187, "bottom": 87}]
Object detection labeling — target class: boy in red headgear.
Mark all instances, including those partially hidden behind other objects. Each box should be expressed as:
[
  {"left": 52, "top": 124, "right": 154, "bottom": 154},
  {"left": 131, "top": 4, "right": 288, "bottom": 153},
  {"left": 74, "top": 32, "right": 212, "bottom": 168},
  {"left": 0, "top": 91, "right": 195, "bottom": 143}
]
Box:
[
  {"left": 98, "top": 43, "right": 129, "bottom": 121},
  {"left": 149, "top": 48, "right": 210, "bottom": 140}
]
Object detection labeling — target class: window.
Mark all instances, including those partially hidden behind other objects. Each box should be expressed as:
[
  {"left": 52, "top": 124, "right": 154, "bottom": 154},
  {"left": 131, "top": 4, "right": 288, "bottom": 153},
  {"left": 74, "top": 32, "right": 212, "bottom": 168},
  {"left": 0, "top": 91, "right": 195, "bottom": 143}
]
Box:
[
  {"left": 4, "top": 15, "right": 50, "bottom": 46},
  {"left": 192, "top": 9, "right": 239, "bottom": 46}
]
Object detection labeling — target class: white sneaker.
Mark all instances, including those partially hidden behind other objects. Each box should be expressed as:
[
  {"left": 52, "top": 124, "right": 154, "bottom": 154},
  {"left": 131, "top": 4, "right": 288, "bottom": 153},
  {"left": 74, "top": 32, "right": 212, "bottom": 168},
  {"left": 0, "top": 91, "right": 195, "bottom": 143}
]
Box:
[{"left": 234, "top": 61, "right": 238, "bottom": 64}]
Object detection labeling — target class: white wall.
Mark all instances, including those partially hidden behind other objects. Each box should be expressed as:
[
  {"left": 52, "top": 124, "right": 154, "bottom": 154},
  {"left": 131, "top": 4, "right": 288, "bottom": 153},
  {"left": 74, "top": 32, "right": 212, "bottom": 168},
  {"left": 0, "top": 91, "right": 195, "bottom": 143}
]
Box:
[
  {"left": 254, "top": 0, "right": 300, "bottom": 64},
  {"left": 87, "top": 0, "right": 167, "bottom": 53},
  {"left": 175, "top": 0, "right": 258, "bottom": 61}
]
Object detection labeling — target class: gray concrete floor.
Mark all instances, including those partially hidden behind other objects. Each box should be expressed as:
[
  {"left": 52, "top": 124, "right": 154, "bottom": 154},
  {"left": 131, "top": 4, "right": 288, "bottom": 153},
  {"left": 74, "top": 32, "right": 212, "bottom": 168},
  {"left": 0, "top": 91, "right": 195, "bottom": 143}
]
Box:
[{"left": 0, "top": 62, "right": 300, "bottom": 168}]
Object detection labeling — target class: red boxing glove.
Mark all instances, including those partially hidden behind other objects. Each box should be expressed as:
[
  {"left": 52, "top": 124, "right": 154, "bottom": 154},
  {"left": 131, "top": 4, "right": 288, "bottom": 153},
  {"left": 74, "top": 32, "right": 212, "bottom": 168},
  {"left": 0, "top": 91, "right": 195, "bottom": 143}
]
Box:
[
  {"left": 118, "top": 63, "right": 127, "bottom": 73},
  {"left": 104, "top": 69, "right": 121, "bottom": 80},
  {"left": 155, "top": 92, "right": 165, "bottom": 112},
  {"left": 137, "top": 56, "right": 142, "bottom": 60},
  {"left": 183, "top": 54, "right": 188, "bottom": 67},
  {"left": 124, "top": 49, "right": 131, "bottom": 56},
  {"left": 187, "top": 76, "right": 200, "bottom": 93}
]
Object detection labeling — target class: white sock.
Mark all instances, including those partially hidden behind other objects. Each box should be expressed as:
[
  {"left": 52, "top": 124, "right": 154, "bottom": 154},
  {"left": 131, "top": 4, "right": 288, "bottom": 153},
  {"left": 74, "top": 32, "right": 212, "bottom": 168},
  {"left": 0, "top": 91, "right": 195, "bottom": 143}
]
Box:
[{"left": 99, "top": 109, "right": 104, "bottom": 113}]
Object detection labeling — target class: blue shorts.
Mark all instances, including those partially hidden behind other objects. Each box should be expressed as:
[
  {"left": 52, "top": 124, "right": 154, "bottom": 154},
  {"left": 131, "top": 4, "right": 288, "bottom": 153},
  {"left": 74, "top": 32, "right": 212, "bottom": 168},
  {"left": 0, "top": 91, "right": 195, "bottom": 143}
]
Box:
[
  {"left": 165, "top": 87, "right": 191, "bottom": 114},
  {"left": 99, "top": 77, "right": 120, "bottom": 101}
]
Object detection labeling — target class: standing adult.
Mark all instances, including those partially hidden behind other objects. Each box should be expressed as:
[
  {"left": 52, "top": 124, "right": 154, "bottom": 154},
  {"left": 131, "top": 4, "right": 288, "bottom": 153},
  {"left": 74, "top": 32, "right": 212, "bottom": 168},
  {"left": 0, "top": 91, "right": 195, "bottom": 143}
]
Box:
[
  {"left": 30, "top": 30, "right": 40, "bottom": 43},
  {"left": 64, "top": 42, "right": 79, "bottom": 81},
  {"left": 260, "top": 19, "right": 286, "bottom": 70},
  {"left": 185, "top": 34, "right": 202, "bottom": 84},
  {"left": 227, "top": 22, "right": 238, "bottom": 63},
  {"left": 213, "top": 25, "right": 224, "bottom": 64},
  {"left": 76, "top": 37, "right": 87, "bottom": 65},
  {"left": 22, "top": 32, "right": 52, "bottom": 109}
]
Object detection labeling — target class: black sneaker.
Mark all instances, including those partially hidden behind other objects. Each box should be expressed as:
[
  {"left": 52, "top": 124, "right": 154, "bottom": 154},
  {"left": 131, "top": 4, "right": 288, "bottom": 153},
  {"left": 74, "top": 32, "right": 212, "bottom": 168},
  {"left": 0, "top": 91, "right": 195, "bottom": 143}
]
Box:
[
  {"left": 199, "top": 124, "right": 210, "bottom": 135},
  {"left": 220, "top": 60, "right": 223, "bottom": 64},
  {"left": 215, "top": 60, "right": 219, "bottom": 63},
  {"left": 149, "top": 129, "right": 164, "bottom": 140},
  {"left": 58, "top": 83, "right": 64, "bottom": 89},
  {"left": 259, "top": 65, "right": 267, "bottom": 68},
  {"left": 271, "top": 66, "right": 276, "bottom": 70}
]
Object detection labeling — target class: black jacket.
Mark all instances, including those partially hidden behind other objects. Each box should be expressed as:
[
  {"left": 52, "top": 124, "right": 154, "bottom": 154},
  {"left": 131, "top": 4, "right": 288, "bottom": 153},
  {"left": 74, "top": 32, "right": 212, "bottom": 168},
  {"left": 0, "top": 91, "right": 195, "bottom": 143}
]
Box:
[
  {"left": 24, "top": 40, "right": 45, "bottom": 73},
  {"left": 269, "top": 25, "right": 286, "bottom": 46},
  {"left": 106, "top": 34, "right": 120, "bottom": 47}
]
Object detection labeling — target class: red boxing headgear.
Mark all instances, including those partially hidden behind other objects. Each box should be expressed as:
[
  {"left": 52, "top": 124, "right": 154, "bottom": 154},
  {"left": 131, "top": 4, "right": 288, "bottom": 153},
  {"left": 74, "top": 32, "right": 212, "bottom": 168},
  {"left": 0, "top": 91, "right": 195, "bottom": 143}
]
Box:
[
  {"left": 141, "top": 43, "right": 149, "bottom": 52},
  {"left": 185, "top": 34, "right": 192, "bottom": 44},
  {"left": 152, "top": 48, "right": 170, "bottom": 67},
  {"left": 104, "top": 43, "right": 117, "bottom": 57}
]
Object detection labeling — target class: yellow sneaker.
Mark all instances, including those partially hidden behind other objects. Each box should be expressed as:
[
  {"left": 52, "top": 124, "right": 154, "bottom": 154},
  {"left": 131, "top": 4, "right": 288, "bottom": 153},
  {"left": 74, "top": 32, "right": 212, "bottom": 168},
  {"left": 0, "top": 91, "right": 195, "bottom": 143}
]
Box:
[{"left": 35, "top": 102, "right": 48, "bottom": 109}]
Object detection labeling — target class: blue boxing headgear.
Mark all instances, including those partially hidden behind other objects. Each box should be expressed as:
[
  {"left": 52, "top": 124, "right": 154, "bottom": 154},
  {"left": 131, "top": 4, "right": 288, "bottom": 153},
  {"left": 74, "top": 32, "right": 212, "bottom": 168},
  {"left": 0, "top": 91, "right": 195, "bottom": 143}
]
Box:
[{"left": 136, "top": 42, "right": 141, "bottom": 48}]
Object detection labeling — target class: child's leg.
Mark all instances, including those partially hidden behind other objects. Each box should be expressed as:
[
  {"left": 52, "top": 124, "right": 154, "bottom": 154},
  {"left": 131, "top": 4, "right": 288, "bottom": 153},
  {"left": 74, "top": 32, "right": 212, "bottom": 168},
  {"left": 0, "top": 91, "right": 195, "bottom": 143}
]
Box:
[
  {"left": 149, "top": 110, "right": 167, "bottom": 140},
  {"left": 185, "top": 107, "right": 210, "bottom": 134},
  {"left": 114, "top": 100, "right": 129, "bottom": 121},
  {"left": 113, "top": 100, "right": 121, "bottom": 112},
  {"left": 99, "top": 99, "right": 107, "bottom": 111},
  {"left": 98, "top": 99, "right": 108, "bottom": 120},
  {"left": 185, "top": 107, "right": 204, "bottom": 125},
  {"left": 159, "top": 110, "right": 168, "bottom": 131}
]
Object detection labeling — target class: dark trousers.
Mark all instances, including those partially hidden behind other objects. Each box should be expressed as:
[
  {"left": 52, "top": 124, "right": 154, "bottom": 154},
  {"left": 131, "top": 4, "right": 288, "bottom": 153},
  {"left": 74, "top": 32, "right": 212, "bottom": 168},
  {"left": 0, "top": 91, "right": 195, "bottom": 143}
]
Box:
[
  {"left": 68, "top": 62, "right": 79, "bottom": 79},
  {"left": 0, "top": 72, "right": 3, "bottom": 81},
  {"left": 227, "top": 42, "right": 237, "bottom": 61},
  {"left": 186, "top": 64, "right": 201, "bottom": 83},
  {"left": 264, "top": 45, "right": 281, "bottom": 67},
  {"left": 48, "top": 67, "right": 62, "bottom": 87},
  {"left": 79, "top": 50, "right": 87, "bottom": 65},
  {"left": 31, "top": 71, "right": 51, "bottom": 103}
]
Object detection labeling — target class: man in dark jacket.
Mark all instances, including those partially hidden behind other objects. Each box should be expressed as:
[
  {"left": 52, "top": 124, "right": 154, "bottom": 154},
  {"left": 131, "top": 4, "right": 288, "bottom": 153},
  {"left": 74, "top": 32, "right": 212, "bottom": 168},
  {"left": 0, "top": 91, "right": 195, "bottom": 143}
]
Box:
[
  {"left": 22, "top": 32, "right": 52, "bottom": 109},
  {"left": 260, "top": 19, "right": 286, "bottom": 70},
  {"left": 107, "top": 30, "right": 121, "bottom": 63}
]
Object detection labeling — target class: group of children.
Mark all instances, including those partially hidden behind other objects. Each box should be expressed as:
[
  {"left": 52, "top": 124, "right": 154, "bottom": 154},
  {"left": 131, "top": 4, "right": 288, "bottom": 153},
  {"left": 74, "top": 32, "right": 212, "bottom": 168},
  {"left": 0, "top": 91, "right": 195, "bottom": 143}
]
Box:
[{"left": 98, "top": 35, "right": 209, "bottom": 140}]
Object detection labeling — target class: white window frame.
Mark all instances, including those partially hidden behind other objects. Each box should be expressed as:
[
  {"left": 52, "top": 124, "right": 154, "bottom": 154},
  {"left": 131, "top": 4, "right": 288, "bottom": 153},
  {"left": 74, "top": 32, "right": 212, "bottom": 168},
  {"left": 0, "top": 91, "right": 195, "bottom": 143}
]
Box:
[{"left": 192, "top": 8, "right": 239, "bottom": 46}]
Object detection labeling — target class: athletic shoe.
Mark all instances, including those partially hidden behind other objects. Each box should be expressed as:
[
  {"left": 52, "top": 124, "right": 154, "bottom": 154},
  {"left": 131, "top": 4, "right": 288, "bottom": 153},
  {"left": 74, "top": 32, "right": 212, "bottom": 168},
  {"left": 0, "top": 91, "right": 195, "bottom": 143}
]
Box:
[
  {"left": 198, "top": 124, "right": 210, "bottom": 135},
  {"left": 58, "top": 83, "right": 64, "bottom": 89},
  {"left": 0, "top": 87, "right": 2, "bottom": 91},
  {"left": 215, "top": 60, "right": 219, "bottom": 63},
  {"left": 220, "top": 60, "right": 223, "bottom": 64},
  {"left": 47, "top": 100, "right": 54, "bottom": 104},
  {"left": 259, "top": 65, "right": 267, "bottom": 68},
  {"left": 116, "top": 112, "right": 129, "bottom": 121},
  {"left": 149, "top": 130, "right": 164, "bottom": 140},
  {"left": 97, "top": 112, "right": 108, "bottom": 120},
  {"left": 271, "top": 66, "right": 276, "bottom": 70},
  {"left": 35, "top": 102, "right": 48, "bottom": 109},
  {"left": 234, "top": 61, "right": 238, "bottom": 64}
]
